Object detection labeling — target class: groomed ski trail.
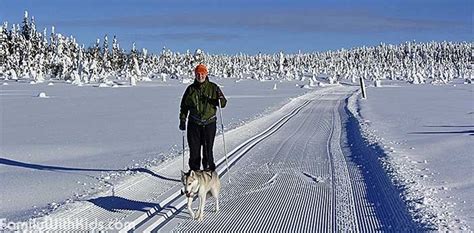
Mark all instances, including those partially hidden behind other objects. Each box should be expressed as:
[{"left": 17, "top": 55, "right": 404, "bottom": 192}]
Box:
[
  {"left": 142, "top": 86, "right": 424, "bottom": 232},
  {"left": 36, "top": 86, "right": 426, "bottom": 232}
]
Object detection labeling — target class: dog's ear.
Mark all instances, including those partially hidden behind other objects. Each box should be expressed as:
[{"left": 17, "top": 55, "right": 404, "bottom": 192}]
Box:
[
  {"left": 180, "top": 170, "right": 186, "bottom": 181},
  {"left": 190, "top": 170, "right": 195, "bottom": 176}
]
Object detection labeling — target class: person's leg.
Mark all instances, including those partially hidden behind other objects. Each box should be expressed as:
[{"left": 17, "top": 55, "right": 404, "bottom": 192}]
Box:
[
  {"left": 187, "top": 121, "right": 202, "bottom": 170},
  {"left": 202, "top": 121, "right": 217, "bottom": 171},
  {"left": 199, "top": 124, "right": 207, "bottom": 171}
]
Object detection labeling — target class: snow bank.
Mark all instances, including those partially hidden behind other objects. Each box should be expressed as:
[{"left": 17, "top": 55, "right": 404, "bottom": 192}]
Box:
[{"left": 347, "top": 81, "right": 472, "bottom": 230}]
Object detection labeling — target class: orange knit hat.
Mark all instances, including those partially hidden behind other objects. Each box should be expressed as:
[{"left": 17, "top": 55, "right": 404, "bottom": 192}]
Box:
[{"left": 194, "top": 64, "right": 208, "bottom": 75}]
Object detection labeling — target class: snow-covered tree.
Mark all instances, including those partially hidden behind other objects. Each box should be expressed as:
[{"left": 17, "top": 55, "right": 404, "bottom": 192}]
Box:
[
  {"left": 21, "top": 11, "right": 31, "bottom": 40},
  {"left": 0, "top": 22, "right": 8, "bottom": 71},
  {"left": 0, "top": 12, "right": 471, "bottom": 86}
]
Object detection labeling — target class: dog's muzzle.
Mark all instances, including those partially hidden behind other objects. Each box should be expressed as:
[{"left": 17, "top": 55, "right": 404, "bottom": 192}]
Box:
[{"left": 181, "top": 188, "right": 194, "bottom": 197}]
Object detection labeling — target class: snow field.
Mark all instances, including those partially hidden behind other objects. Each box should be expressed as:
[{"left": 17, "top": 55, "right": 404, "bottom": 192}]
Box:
[
  {"left": 0, "top": 78, "right": 309, "bottom": 222},
  {"left": 1, "top": 78, "right": 471, "bottom": 231},
  {"left": 347, "top": 82, "right": 472, "bottom": 230}
]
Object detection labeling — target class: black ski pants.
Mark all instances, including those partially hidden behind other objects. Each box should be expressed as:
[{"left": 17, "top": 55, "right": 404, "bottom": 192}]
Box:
[{"left": 187, "top": 120, "right": 217, "bottom": 171}]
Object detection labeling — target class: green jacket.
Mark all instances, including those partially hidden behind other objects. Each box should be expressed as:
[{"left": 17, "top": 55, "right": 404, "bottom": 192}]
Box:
[{"left": 180, "top": 78, "right": 227, "bottom": 124}]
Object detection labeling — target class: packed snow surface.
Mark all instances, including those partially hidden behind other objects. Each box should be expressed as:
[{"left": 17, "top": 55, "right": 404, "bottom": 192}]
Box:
[
  {"left": 350, "top": 80, "right": 472, "bottom": 230},
  {"left": 0, "top": 78, "right": 309, "bottom": 221},
  {"left": 1, "top": 78, "right": 471, "bottom": 231}
]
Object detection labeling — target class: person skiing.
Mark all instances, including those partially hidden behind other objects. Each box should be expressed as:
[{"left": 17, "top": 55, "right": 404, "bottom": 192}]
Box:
[{"left": 179, "top": 64, "right": 227, "bottom": 171}]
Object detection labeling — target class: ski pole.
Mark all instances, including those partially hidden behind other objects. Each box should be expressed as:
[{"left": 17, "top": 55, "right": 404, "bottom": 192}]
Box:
[
  {"left": 218, "top": 99, "right": 230, "bottom": 180},
  {"left": 182, "top": 130, "right": 186, "bottom": 171}
]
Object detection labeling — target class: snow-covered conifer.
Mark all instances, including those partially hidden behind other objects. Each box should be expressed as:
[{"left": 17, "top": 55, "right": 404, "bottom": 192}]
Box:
[
  {"left": 0, "top": 22, "right": 8, "bottom": 68},
  {"left": 0, "top": 12, "right": 471, "bottom": 86},
  {"left": 21, "top": 11, "right": 31, "bottom": 40}
]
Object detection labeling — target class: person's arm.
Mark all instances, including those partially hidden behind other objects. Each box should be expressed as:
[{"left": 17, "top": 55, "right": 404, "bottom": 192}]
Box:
[
  {"left": 179, "top": 87, "right": 190, "bottom": 130},
  {"left": 216, "top": 86, "right": 227, "bottom": 108}
]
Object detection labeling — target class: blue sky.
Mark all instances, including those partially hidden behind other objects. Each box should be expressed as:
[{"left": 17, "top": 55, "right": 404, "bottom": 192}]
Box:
[{"left": 0, "top": 0, "right": 471, "bottom": 55}]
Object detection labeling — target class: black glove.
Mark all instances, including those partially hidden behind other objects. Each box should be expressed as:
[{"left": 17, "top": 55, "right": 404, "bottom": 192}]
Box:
[
  {"left": 179, "top": 120, "right": 186, "bottom": 131},
  {"left": 217, "top": 88, "right": 224, "bottom": 99}
]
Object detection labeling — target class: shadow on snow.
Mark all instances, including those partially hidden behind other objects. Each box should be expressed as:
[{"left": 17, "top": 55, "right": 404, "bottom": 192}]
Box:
[
  {"left": 340, "top": 97, "right": 432, "bottom": 231},
  {"left": 0, "top": 157, "right": 182, "bottom": 213},
  {"left": 0, "top": 157, "right": 180, "bottom": 182},
  {"left": 87, "top": 196, "right": 158, "bottom": 213},
  {"left": 409, "top": 130, "right": 474, "bottom": 135}
]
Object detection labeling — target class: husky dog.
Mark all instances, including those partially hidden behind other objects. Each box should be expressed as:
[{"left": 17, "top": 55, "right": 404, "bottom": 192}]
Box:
[{"left": 181, "top": 170, "right": 221, "bottom": 221}]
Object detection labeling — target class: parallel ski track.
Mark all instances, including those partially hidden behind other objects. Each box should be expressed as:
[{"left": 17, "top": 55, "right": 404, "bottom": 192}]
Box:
[
  {"left": 37, "top": 88, "right": 333, "bottom": 232},
  {"left": 151, "top": 89, "right": 381, "bottom": 232},
  {"left": 168, "top": 99, "right": 330, "bottom": 233},
  {"left": 37, "top": 87, "right": 422, "bottom": 232},
  {"left": 127, "top": 93, "right": 321, "bottom": 232}
]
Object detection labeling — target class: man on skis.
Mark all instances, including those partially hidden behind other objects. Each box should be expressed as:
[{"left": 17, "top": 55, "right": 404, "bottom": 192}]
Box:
[{"left": 179, "top": 64, "right": 227, "bottom": 171}]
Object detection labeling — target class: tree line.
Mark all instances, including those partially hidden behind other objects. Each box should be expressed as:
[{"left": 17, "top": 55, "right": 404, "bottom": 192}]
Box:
[{"left": 0, "top": 11, "right": 471, "bottom": 86}]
